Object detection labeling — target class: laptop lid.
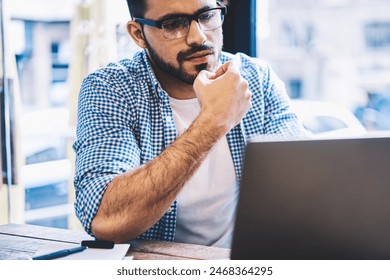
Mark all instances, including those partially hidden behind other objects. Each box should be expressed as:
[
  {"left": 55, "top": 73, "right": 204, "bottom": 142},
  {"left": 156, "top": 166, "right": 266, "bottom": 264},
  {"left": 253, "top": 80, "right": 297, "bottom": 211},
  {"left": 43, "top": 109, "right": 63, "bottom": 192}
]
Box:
[{"left": 231, "top": 136, "right": 390, "bottom": 260}]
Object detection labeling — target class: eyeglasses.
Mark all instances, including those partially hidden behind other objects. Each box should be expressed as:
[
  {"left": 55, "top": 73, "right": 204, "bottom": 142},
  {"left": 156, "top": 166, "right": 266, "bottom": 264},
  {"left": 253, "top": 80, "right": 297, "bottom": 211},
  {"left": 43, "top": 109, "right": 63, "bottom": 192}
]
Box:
[{"left": 133, "top": 2, "right": 227, "bottom": 40}]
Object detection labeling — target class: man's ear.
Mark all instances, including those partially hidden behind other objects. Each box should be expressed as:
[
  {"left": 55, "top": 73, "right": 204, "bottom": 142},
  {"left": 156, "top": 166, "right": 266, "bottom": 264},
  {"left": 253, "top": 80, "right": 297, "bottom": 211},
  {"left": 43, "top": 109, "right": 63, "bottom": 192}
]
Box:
[{"left": 127, "top": 21, "right": 147, "bottom": 49}]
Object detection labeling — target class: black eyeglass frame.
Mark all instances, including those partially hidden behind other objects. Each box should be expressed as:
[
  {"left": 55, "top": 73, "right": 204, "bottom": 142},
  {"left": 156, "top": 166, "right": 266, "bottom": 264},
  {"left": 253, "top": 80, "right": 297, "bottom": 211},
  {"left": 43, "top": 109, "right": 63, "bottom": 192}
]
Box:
[{"left": 133, "top": 1, "right": 227, "bottom": 33}]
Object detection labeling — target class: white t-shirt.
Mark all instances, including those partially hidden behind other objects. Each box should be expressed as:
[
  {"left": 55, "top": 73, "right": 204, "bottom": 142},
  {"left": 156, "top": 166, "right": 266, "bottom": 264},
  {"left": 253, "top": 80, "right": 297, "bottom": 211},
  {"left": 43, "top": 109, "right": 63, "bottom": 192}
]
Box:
[{"left": 169, "top": 97, "right": 238, "bottom": 248}]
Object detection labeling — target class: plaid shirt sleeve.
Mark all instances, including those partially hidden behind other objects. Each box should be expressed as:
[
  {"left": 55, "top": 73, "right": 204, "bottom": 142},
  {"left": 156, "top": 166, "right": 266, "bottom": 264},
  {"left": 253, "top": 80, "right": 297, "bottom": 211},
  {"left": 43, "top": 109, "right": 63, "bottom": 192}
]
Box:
[{"left": 73, "top": 66, "right": 142, "bottom": 235}]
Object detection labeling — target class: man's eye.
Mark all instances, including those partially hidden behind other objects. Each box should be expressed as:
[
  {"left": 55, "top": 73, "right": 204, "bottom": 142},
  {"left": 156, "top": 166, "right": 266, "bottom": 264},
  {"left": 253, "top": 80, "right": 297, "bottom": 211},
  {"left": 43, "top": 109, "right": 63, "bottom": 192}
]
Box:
[
  {"left": 199, "top": 11, "right": 216, "bottom": 22},
  {"left": 162, "top": 18, "right": 186, "bottom": 30}
]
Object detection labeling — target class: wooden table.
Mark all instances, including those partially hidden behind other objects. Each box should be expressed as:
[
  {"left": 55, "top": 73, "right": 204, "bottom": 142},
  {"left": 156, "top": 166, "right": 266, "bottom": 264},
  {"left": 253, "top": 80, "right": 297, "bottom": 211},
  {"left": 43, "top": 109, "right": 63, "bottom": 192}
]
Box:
[{"left": 0, "top": 223, "right": 231, "bottom": 260}]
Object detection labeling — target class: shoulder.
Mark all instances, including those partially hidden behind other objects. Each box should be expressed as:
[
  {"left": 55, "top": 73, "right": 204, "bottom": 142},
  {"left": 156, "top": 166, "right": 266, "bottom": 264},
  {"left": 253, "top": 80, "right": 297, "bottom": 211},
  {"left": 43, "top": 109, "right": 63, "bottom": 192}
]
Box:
[{"left": 82, "top": 51, "right": 150, "bottom": 90}]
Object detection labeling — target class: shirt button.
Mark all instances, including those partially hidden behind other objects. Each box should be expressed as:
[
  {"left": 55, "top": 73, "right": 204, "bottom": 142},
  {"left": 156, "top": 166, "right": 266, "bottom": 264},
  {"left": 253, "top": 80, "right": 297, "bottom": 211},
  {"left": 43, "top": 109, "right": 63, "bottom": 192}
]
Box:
[{"left": 165, "top": 116, "right": 173, "bottom": 124}]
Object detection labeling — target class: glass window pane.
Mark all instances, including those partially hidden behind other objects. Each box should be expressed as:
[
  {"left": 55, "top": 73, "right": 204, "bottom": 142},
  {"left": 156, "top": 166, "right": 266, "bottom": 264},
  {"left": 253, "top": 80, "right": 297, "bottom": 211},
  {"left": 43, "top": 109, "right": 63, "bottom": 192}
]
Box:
[{"left": 257, "top": 0, "right": 390, "bottom": 132}]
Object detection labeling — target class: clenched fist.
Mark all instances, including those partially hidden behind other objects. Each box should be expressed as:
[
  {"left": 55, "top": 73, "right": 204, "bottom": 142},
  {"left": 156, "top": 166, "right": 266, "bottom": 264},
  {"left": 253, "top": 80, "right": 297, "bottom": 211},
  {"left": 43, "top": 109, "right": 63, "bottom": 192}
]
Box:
[{"left": 194, "top": 58, "right": 252, "bottom": 133}]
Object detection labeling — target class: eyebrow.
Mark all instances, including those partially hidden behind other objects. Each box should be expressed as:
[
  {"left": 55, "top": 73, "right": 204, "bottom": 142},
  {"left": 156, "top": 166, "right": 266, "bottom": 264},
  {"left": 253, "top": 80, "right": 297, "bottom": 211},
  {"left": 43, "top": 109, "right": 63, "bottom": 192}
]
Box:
[{"left": 155, "top": 5, "right": 213, "bottom": 22}]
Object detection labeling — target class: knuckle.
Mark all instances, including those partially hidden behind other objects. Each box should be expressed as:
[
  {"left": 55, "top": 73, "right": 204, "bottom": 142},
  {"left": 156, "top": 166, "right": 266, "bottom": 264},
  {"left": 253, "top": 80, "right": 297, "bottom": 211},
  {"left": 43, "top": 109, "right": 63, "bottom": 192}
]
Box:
[{"left": 240, "top": 79, "right": 249, "bottom": 91}]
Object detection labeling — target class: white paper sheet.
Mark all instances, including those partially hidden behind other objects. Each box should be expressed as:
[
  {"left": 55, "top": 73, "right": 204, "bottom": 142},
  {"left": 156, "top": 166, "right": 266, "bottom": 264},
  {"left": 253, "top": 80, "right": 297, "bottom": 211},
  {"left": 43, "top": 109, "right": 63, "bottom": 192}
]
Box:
[{"left": 32, "top": 243, "right": 130, "bottom": 260}]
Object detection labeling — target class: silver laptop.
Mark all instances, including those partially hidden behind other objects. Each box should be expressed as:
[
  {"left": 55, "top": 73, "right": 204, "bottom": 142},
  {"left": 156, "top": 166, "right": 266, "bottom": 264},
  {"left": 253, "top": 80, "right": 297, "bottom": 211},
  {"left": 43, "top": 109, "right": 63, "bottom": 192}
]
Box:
[{"left": 231, "top": 135, "right": 390, "bottom": 260}]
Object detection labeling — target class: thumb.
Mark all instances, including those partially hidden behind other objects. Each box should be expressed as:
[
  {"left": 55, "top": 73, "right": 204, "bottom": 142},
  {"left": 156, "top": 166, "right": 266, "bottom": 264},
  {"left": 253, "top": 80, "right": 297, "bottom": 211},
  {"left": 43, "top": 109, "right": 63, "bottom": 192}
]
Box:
[{"left": 214, "top": 56, "right": 241, "bottom": 78}]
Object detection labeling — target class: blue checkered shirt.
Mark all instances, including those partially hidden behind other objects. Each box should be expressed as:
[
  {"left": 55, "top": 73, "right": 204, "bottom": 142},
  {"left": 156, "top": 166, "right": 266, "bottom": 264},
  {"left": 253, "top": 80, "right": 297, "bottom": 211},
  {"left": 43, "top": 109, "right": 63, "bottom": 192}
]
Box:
[{"left": 73, "top": 49, "right": 305, "bottom": 241}]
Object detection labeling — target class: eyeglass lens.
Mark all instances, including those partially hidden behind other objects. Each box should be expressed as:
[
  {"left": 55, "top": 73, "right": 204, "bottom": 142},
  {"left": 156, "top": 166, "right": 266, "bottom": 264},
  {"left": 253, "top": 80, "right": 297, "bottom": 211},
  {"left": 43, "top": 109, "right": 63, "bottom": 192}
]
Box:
[{"left": 161, "top": 9, "right": 224, "bottom": 39}]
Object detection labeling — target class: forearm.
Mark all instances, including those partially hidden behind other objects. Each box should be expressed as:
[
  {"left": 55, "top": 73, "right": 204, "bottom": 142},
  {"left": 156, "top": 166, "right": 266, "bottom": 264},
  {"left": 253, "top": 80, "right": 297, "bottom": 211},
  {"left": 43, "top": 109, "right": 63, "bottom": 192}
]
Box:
[{"left": 91, "top": 112, "right": 228, "bottom": 243}]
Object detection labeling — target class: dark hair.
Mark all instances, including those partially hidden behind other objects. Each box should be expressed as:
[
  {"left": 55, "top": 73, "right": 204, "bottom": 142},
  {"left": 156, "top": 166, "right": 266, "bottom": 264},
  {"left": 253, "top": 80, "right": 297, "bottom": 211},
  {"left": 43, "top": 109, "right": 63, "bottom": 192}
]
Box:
[
  {"left": 126, "top": 0, "right": 148, "bottom": 18},
  {"left": 126, "top": 0, "right": 227, "bottom": 18}
]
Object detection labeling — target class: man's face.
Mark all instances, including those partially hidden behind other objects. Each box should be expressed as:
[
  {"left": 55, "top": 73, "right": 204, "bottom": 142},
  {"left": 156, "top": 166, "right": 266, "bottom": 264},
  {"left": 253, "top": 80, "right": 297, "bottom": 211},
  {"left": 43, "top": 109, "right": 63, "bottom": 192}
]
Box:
[{"left": 141, "top": 0, "right": 224, "bottom": 84}]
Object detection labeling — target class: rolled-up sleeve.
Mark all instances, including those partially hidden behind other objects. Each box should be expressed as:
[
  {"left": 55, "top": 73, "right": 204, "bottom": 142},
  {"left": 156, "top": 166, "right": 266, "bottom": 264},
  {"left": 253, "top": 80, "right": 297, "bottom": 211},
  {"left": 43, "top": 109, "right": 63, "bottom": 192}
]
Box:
[{"left": 73, "top": 71, "right": 141, "bottom": 235}]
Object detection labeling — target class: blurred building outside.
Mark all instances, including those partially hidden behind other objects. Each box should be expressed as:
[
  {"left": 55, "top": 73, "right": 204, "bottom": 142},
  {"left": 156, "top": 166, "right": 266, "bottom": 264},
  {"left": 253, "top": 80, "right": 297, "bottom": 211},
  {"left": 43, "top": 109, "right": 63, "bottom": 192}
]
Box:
[{"left": 257, "top": 0, "right": 390, "bottom": 131}]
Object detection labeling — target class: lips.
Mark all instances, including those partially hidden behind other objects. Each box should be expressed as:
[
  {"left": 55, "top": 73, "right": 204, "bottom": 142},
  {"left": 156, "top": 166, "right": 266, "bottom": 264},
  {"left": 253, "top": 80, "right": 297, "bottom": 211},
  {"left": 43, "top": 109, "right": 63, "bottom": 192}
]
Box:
[{"left": 186, "top": 51, "right": 213, "bottom": 60}]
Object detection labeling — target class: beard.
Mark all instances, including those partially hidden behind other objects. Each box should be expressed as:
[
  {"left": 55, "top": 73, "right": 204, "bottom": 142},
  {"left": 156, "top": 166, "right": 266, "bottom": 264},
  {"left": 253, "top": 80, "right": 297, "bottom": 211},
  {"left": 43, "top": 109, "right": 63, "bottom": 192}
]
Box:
[{"left": 144, "top": 39, "right": 221, "bottom": 85}]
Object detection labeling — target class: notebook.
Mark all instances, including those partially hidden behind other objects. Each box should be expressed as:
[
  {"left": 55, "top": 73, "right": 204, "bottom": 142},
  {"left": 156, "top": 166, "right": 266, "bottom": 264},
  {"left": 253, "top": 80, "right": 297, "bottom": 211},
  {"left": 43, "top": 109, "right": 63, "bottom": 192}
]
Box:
[{"left": 230, "top": 135, "right": 390, "bottom": 260}]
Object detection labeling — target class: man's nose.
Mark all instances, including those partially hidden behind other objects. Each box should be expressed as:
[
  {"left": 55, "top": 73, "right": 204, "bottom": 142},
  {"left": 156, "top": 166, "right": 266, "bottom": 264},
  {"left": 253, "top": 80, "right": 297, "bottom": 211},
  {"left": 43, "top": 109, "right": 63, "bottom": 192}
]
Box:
[{"left": 186, "top": 20, "right": 207, "bottom": 46}]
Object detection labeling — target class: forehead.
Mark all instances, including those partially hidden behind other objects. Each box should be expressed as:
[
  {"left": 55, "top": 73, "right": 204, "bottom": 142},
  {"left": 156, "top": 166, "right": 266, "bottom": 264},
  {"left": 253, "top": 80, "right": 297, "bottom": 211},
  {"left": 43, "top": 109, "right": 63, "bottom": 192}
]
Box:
[{"left": 144, "top": 0, "right": 216, "bottom": 19}]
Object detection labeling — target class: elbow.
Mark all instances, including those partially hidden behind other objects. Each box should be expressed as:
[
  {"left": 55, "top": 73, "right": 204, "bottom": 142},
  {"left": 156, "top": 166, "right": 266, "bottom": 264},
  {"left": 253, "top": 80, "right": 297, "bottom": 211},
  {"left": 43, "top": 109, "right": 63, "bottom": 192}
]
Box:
[{"left": 90, "top": 213, "right": 144, "bottom": 244}]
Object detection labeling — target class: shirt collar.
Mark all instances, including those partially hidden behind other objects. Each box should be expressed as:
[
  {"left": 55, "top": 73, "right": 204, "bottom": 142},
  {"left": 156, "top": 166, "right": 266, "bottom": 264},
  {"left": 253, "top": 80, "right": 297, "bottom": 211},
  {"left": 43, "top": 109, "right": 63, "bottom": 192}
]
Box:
[{"left": 141, "top": 50, "right": 164, "bottom": 93}]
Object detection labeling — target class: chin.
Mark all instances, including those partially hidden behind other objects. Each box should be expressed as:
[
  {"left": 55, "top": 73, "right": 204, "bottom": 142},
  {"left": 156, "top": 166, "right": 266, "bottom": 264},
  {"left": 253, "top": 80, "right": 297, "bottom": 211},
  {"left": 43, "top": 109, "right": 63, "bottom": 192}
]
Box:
[{"left": 207, "top": 56, "right": 220, "bottom": 72}]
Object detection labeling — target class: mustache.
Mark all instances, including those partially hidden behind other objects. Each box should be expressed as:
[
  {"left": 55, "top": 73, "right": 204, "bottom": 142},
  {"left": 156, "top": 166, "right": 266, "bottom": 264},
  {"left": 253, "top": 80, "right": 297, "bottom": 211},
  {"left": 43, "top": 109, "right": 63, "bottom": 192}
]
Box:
[{"left": 177, "top": 44, "right": 214, "bottom": 63}]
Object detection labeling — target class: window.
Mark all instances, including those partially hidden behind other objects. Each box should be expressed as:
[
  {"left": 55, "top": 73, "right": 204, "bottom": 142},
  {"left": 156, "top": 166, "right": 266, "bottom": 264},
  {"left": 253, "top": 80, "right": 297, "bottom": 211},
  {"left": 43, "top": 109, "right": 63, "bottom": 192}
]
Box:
[
  {"left": 288, "top": 79, "right": 303, "bottom": 99},
  {"left": 258, "top": 0, "right": 390, "bottom": 131},
  {"left": 3, "top": 0, "right": 132, "bottom": 229},
  {"left": 365, "top": 22, "right": 390, "bottom": 49},
  {"left": 281, "top": 23, "right": 298, "bottom": 47}
]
